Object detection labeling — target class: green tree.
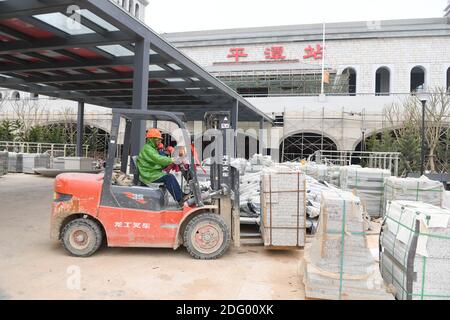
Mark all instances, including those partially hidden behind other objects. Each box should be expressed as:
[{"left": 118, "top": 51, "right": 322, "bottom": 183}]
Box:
[{"left": 396, "top": 125, "right": 421, "bottom": 174}]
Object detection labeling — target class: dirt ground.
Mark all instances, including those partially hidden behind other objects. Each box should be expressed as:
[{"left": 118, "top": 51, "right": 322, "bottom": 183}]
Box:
[{"left": 0, "top": 174, "right": 306, "bottom": 300}]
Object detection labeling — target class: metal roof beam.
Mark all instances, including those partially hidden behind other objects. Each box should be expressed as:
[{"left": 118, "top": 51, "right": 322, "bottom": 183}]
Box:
[
  {"left": 0, "top": 31, "right": 134, "bottom": 55},
  {"left": 0, "top": 0, "right": 75, "bottom": 20}
]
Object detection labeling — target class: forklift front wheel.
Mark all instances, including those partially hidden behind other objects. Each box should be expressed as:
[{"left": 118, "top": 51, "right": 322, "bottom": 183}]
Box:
[
  {"left": 183, "top": 213, "right": 230, "bottom": 260},
  {"left": 61, "top": 218, "right": 103, "bottom": 257}
]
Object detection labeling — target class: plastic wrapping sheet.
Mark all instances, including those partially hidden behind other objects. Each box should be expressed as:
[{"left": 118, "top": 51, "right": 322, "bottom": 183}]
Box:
[
  {"left": 303, "top": 190, "right": 393, "bottom": 300},
  {"left": 340, "top": 166, "right": 391, "bottom": 217},
  {"left": 383, "top": 176, "right": 445, "bottom": 216},
  {"left": 8, "top": 152, "right": 23, "bottom": 173},
  {"left": 0, "top": 151, "right": 8, "bottom": 176},
  {"left": 380, "top": 200, "right": 450, "bottom": 300}
]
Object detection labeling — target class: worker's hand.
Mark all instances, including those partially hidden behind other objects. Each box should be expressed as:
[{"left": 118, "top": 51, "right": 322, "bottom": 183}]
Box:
[
  {"left": 178, "top": 147, "right": 186, "bottom": 157},
  {"left": 166, "top": 146, "right": 175, "bottom": 155}
]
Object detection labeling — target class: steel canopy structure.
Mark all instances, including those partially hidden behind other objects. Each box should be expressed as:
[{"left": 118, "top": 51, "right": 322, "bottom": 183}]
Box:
[{"left": 0, "top": 0, "right": 272, "bottom": 156}]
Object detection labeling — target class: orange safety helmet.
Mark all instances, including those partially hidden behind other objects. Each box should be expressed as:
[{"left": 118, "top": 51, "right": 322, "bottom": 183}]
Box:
[{"left": 146, "top": 128, "right": 162, "bottom": 140}]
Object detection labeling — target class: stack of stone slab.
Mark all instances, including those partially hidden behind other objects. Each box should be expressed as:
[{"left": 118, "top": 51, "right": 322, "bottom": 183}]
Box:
[
  {"left": 8, "top": 152, "right": 23, "bottom": 173},
  {"left": 444, "top": 192, "right": 450, "bottom": 210},
  {"left": 260, "top": 168, "right": 306, "bottom": 248},
  {"left": 0, "top": 151, "right": 8, "bottom": 176},
  {"left": 340, "top": 166, "right": 391, "bottom": 218},
  {"left": 380, "top": 200, "right": 450, "bottom": 300},
  {"left": 22, "top": 153, "right": 50, "bottom": 174},
  {"left": 303, "top": 190, "right": 393, "bottom": 300},
  {"left": 325, "top": 165, "right": 341, "bottom": 187},
  {"left": 53, "top": 157, "right": 94, "bottom": 171},
  {"left": 300, "top": 162, "right": 329, "bottom": 182},
  {"left": 383, "top": 176, "right": 445, "bottom": 216}
]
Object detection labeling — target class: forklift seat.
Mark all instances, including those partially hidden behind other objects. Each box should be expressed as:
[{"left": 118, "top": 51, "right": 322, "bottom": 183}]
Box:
[{"left": 131, "top": 156, "right": 166, "bottom": 191}]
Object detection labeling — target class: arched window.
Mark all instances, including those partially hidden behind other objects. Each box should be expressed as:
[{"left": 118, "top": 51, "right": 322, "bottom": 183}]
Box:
[
  {"left": 128, "top": 0, "right": 133, "bottom": 13},
  {"left": 31, "top": 93, "right": 39, "bottom": 99},
  {"left": 410, "top": 66, "right": 426, "bottom": 93},
  {"left": 342, "top": 67, "right": 357, "bottom": 96},
  {"left": 135, "top": 4, "right": 140, "bottom": 18},
  {"left": 11, "top": 91, "right": 20, "bottom": 100},
  {"left": 375, "top": 67, "right": 390, "bottom": 96},
  {"left": 446, "top": 67, "right": 450, "bottom": 92}
]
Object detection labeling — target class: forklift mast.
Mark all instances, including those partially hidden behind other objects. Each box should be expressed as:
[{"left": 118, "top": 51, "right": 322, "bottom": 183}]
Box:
[{"left": 204, "top": 111, "right": 240, "bottom": 246}]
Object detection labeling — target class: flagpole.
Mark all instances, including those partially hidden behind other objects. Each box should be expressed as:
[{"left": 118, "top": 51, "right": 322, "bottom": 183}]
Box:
[{"left": 320, "top": 22, "right": 326, "bottom": 95}]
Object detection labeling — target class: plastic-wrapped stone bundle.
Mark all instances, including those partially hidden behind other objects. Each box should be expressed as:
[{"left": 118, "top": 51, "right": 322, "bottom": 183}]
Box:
[
  {"left": 303, "top": 190, "right": 393, "bottom": 300},
  {"left": 380, "top": 201, "right": 450, "bottom": 300},
  {"left": 326, "top": 165, "right": 342, "bottom": 187},
  {"left": 444, "top": 192, "right": 450, "bottom": 210},
  {"left": 260, "top": 169, "right": 306, "bottom": 248},
  {"left": 22, "top": 154, "right": 50, "bottom": 174},
  {"left": 383, "top": 176, "right": 445, "bottom": 216},
  {"left": 8, "top": 152, "right": 23, "bottom": 173},
  {"left": 340, "top": 166, "right": 391, "bottom": 218},
  {"left": 0, "top": 151, "right": 8, "bottom": 176},
  {"left": 300, "top": 162, "right": 329, "bottom": 182}
]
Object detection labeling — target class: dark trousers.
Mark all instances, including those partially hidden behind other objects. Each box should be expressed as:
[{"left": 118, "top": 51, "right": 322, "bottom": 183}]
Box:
[{"left": 154, "top": 174, "right": 182, "bottom": 203}]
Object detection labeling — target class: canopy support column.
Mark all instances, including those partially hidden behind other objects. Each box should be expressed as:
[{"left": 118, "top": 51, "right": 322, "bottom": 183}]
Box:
[
  {"left": 76, "top": 101, "right": 85, "bottom": 157},
  {"left": 130, "top": 38, "right": 150, "bottom": 157}
]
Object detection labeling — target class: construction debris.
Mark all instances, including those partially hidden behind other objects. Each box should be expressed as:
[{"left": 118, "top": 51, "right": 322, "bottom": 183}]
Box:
[
  {"left": 380, "top": 201, "right": 450, "bottom": 300},
  {"left": 0, "top": 151, "right": 8, "bottom": 176},
  {"left": 22, "top": 154, "right": 50, "bottom": 174},
  {"left": 340, "top": 166, "right": 391, "bottom": 217},
  {"left": 383, "top": 176, "right": 445, "bottom": 216},
  {"left": 260, "top": 169, "right": 306, "bottom": 248},
  {"left": 8, "top": 152, "right": 23, "bottom": 173},
  {"left": 303, "top": 190, "right": 393, "bottom": 300}
]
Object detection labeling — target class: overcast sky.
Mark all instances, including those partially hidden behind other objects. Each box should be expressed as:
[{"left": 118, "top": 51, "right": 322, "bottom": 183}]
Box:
[{"left": 146, "top": 0, "right": 448, "bottom": 33}]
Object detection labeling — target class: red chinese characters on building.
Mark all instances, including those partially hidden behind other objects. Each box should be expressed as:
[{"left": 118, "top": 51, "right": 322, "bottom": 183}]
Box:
[
  {"left": 227, "top": 47, "right": 248, "bottom": 62},
  {"left": 303, "top": 44, "right": 323, "bottom": 60},
  {"left": 264, "top": 46, "right": 286, "bottom": 60}
]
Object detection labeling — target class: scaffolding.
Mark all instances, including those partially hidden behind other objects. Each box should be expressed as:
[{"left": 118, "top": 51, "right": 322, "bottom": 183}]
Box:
[{"left": 214, "top": 69, "right": 350, "bottom": 97}]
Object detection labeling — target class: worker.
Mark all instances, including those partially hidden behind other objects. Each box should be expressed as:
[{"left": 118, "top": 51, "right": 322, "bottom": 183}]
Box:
[{"left": 137, "top": 128, "right": 185, "bottom": 207}]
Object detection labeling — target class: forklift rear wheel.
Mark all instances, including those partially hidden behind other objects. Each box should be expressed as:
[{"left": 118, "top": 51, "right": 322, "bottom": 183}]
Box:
[
  {"left": 61, "top": 218, "right": 103, "bottom": 257},
  {"left": 183, "top": 213, "right": 231, "bottom": 260}
]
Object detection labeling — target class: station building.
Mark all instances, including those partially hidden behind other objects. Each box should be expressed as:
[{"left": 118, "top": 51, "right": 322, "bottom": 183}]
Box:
[{"left": 1, "top": 1, "right": 450, "bottom": 162}]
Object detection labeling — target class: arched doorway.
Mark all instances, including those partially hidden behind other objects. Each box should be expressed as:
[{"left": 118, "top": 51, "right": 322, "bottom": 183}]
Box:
[
  {"left": 375, "top": 67, "right": 391, "bottom": 96},
  {"left": 280, "top": 132, "right": 338, "bottom": 162}
]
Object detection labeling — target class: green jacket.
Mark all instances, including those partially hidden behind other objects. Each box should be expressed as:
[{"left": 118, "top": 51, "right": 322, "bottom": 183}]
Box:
[{"left": 137, "top": 138, "right": 173, "bottom": 184}]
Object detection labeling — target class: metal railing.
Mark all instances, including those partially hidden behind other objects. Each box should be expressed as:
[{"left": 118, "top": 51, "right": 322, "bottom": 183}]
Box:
[
  {"left": 0, "top": 141, "right": 89, "bottom": 158},
  {"left": 310, "top": 150, "right": 401, "bottom": 176}
]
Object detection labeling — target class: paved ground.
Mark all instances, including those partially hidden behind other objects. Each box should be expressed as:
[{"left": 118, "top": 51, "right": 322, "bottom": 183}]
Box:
[{"left": 0, "top": 174, "right": 304, "bottom": 300}]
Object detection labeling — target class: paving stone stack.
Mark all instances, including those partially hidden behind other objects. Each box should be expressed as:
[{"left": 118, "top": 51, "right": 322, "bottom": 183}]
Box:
[
  {"left": 8, "top": 152, "right": 23, "bottom": 173},
  {"left": 52, "top": 157, "right": 94, "bottom": 171},
  {"left": 380, "top": 201, "right": 450, "bottom": 300},
  {"left": 383, "top": 176, "right": 445, "bottom": 216},
  {"left": 303, "top": 190, "right": 393, "bottom": 300},
  {"left": 22, "top": 153, "right": 50, "bottom": 174},
  {"left": 0, "top": 151, "right": 8, "bottom": 176},
  {"left": 325, "top": 165, "right": 341, "bottom": 187},
  {"left": 260, "top": 168, "right": 306, "bottom": 248},
  {"left": 300, "top": 162, "right": 329, "bottom": 182},
  {"left": 340, "top": 166, "right": 391, "bottom": 218}
]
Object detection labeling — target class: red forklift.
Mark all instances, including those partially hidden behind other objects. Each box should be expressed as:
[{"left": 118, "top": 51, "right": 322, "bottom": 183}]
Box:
[{"left": 50, "top": 109, "right": 240, "bottom": 259}]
